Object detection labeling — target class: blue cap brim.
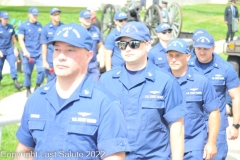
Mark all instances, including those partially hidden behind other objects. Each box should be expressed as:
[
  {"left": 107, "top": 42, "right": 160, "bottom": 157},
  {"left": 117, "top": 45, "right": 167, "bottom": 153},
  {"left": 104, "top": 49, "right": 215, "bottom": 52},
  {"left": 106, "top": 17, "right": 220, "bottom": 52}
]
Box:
[
  {"left": 48, "top": 38, "right": 90, "bottom": 51},
  {"left": 166, "top": 47, "right": 188, "bottom": 54},
  {"left": 115, "top": 33, "right": 145, "bottom": 41},
  {"left": 193, "top": 44, "right": 213, "bottom": 49}
]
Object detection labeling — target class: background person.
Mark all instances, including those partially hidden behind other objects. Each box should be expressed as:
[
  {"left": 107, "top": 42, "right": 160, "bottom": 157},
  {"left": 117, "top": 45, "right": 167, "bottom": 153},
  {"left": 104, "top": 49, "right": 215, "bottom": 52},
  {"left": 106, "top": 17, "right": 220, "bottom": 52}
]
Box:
[
  {"left": 224, "top": 0, "right": 239, "bottom": 42},
  {"left": 148, "top": 23, "right": 171, "bottom": 70},
  {"left": 104, "top": 11, "right": 128, "bottom": 71},
  {"left": 167, "top": 38, "right": 220, "bottom": 160},
  {"left": 18, "top": 7, "right": 44, "bottom": 97},
  {"left": 41, "top": 8, "right": 64, "bottom": 82},
  {"left": 79, "top": 9, "right": 104, "bottom": 81},
  {"left": 0, "top": 11, "right": 23, "bottom": 90}
]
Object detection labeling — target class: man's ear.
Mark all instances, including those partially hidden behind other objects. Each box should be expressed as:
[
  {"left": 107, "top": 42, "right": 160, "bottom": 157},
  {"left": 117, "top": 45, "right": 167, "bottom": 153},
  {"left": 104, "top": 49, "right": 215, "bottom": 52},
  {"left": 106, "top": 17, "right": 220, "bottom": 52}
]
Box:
[
  {"left": 186, "top": 53, "right": 191, "bottom": 62},
  {"left": 86, "top": 50, "right": 93, "bottom": 63},
  {"left": 146, "top": 41, "right": 152, "bottom": 52}
]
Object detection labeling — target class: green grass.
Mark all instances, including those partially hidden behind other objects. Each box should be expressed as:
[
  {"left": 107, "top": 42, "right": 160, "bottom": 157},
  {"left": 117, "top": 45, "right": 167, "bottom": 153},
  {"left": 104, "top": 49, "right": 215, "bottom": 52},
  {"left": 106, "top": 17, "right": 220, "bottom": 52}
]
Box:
[
  {"left": 0, "top": 69, "right": 39, "bottom": 100},
  {"left": 0, "top": 124, "right": 19, "bottom": 160},
  {"left": 181, "top": 4, "right": 228, "bottom": 41}
]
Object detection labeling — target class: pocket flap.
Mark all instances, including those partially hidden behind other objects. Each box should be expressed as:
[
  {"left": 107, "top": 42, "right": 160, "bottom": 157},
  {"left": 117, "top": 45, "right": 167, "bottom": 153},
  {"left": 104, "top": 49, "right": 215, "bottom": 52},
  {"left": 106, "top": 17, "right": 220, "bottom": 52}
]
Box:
[
  {"left": 68, "top": 124, "right": 98, "bottom": 135},
  {"left": 141, "top": 100, "right": 164, "bottom": 109},
  {"left": 186, "top": 95, "right": 202, "bottom": 102},
  {"left": 28, "top": 120, "right": 46, "bottom": 130}
]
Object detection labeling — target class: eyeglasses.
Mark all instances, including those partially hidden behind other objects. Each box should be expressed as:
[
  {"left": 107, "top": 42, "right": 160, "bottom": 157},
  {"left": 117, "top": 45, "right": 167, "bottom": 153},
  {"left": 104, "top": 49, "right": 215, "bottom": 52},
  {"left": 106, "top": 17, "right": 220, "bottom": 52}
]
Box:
[
  {"left": 118, "top": 19, "right": 127, "bottom": 22},
  {"left": 117, "top": 40, "right": 145, "bottom": 50},
  {"left": 162, "top": 29, "right": 172, "bottom": 34}
]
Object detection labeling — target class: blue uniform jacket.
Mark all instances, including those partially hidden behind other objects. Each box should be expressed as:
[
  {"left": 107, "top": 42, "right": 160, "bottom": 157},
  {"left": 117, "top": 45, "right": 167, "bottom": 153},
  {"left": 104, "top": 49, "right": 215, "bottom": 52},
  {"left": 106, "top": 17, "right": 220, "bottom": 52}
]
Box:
[
  {"left": 99, "top": 61, "right": 187, "bottom": 159},
  {"left": 189, "top": 54, "right": 240, "bottom": 131},
  {"left": 18, "top": 20, "right": 42, "bottom": 57},
  {"left": 41, "top": 21, "right": 64, "bottom": 63},
  {"left": 16, "top": 74, "right": 130, "bottom": 159},
  {"left": 174, "top": 67, "right": 220, "bottom": 153},
  {"left": 148, "top": 42, "right": 170, "bottom": 71},
  {"left": 87, "top": 25, "right": 102, "bottom": 70},
  {"left": 0, "top": 23, "right": 15, "bottom": 55},
  {"left": 104, "top": 28, "right": 124, "bottom": 69}
]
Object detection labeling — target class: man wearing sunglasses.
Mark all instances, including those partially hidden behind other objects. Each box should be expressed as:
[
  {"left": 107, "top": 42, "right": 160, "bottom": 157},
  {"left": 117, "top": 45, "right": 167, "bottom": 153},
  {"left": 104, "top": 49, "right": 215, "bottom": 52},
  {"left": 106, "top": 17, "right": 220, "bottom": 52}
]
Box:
[
  {"left": 100, "top": 21, "right": 186, "bottom": 160},
  {"left": 79, "top": 9, "right": 104, "bottom": 81},
  {"left": 104, "top": 11, "right": 128, "bottom": 71},
  {"left": 189, "top": 33, "right": 240, "bottom": 160},
  {"left": 166, "top": 38, "right": 220, "bottom": 160},
  {"left": 148, "top": 23, "right": 171, "bottom": 71}
]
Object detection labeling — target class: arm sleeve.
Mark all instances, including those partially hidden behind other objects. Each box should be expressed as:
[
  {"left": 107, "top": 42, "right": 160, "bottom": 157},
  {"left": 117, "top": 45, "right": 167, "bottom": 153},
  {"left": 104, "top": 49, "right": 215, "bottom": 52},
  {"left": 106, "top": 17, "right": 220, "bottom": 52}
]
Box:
[
  {"left": 163, "top": 79, "right": 187, "bottom": 125},
  {"left": 16, "top": 99, "right": 36, "bottom": 148},
  {"left": 41, "top": 26, "right": 48, "bottom": 44},
  {"left": 104, "top": 32, "right": 115, "bottom": 50},
  {"left": 18, "top": 23, "right": 25, "bottom": 35},
  {"left": 97, "top": 100, "right": 130, "bottom": 157},
  {"left": 203, "top": 79, "right": 220, "bottom": 113},
  {"left": 225, "top": 67, "right": 240, "bottom": 90}
]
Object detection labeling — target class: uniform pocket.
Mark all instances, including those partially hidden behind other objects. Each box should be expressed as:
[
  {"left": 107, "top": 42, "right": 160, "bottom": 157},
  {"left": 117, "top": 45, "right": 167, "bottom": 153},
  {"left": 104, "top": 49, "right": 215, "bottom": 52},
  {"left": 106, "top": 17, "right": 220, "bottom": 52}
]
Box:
[
  {"left": 67, "top": 124, "right": 98, "bottom": 135},
  {"left": 141, "top": 100, "right": 164, "bottom": 131},
  {"left": 28, "top": 120, "right": 46, "bottom": 130}
]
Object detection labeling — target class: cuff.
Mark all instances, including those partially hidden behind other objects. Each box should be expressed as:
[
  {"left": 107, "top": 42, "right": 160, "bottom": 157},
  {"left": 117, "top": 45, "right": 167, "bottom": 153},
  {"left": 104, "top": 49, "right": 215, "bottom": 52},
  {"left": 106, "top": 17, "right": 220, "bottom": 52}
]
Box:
[
  {"left": 204, "top": 98, "right": 220, "bottom": 113},
  {"left": 16, "top": 127, "right": 35, "bottom": 148},
  {"left": 164, "top": 103, "right": 187, "bottom": 125},
  {"left": 104, "top": 44, "right": 114, "bottom": 50},
  {"left": 98, "top": 137, "right": 130, "bottom": 158}
]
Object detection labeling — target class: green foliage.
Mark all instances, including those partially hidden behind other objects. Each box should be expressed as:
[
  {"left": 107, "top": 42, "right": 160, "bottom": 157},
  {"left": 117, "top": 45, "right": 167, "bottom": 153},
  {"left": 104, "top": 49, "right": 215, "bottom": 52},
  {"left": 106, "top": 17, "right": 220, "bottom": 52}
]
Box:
[{"left": 0, "top": 124, "right": 19, "bottom": 160}]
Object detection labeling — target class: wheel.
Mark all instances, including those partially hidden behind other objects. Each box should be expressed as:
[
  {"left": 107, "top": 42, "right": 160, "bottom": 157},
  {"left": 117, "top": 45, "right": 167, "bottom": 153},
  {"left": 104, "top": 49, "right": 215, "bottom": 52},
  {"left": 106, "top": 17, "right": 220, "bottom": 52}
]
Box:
[
  {"left": 143, "top": 4, "right": 162, "bottom": 46},
  {"left": 101, "top": 4, "right": 116, "bottom": 42},
  {"left": 227, "top": 56, "right": 240, "bottom": 77},
  {"left": 168, "top": 3, "right": 182, "bottom": 38}
]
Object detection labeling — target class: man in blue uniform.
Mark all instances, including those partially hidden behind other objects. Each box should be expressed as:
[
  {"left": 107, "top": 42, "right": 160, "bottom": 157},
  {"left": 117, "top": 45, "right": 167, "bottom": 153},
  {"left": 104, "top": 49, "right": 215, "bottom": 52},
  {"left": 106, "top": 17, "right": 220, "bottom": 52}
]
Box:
[
  {"left": 79, "top": 10, "right": 103, "bottom": 81},
  {"left": 18, "top": 7, "right": 44, "bottom": 97},
  {"left": 41, "top": 8, "right": 64, "bottom": 82},
  {"left": 166, "top": 38, "right": 220, "bottom": 160},
  {"left": 100, "top": 21, "right": 186, "bottom": 160},
  {"left": 148, "top": 23, "right": 171, "bottom": 70},
  {"left": 189, "top": 33, "right": 240, "bottom": 159},
  {"left": 0, "top": 11, "right": 23, "bottom": 90},
  {"left": 15, "top": 23, "right": 130, "bottom": 160},
  {"left": 104, "top": 11, "right": 128, "bottom": 71}
]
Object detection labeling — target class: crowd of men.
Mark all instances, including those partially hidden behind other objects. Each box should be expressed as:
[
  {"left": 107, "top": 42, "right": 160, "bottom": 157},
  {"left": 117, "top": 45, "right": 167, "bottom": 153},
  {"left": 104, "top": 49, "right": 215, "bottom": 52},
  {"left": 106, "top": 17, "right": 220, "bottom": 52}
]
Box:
[{"left": 0, "top": 3, "right": 240, "bottom": 160}]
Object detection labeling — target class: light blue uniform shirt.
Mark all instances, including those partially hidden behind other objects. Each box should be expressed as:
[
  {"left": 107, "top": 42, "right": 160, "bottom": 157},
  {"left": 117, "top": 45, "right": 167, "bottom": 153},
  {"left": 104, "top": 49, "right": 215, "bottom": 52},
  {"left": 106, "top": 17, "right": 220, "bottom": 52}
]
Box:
[
  {"left": 16, "top": 74, "right": 130, "bottom": 159},
  {"left": 189, "top": 54, "right": 240, "bottom": 131},
  {"left": 148, "top": 42, "right": 170, "bottom": 71},
  {"left": 100, "top": 61, "right": 187, "bottom": 159},
  {"left": 18, "top": 20, "right": 42, "bottom": 57}
]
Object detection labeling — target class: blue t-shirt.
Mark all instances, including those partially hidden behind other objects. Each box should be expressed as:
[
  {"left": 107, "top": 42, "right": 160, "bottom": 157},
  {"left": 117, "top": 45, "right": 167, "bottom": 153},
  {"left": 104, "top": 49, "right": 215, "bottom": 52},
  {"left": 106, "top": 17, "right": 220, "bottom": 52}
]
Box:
[{"left": 126, "top": 67, "right": 146, "bottom": 85}]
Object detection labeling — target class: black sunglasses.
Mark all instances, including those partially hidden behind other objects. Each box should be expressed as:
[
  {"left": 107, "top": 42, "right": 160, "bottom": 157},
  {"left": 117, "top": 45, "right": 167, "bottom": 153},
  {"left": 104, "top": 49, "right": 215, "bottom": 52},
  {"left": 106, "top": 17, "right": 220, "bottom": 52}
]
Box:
[
  {"left": 162, "top": 29, "right": 172, "bottom": 34},
  {"left": 118, "top": 19, "right": 127, "bottom": 22},
  {"left": 117, "top": 40, "right": 145, "bottom": 50}
]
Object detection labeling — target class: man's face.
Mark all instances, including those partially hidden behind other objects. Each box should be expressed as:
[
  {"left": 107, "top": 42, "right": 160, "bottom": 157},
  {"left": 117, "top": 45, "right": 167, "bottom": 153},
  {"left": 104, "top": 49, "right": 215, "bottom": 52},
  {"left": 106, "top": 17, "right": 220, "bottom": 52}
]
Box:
[
  {"left": 1, "top": 18, "right": 9, "bottom": 25},
  {"left": 79, "top": 17, "right": 91, "bottom": 28},
  {"left": 115, "top": 19, "right": 127, "bottom": 28},
  {"left": 167, "top": 50, "right": 190, "bottom": 71},
  {"left": 157, "top": 29, "right": 172, "bottom": 42},
  {"left": 53, "top": 42, "right": 93, "bottom": 78},
  {"left": 194, "top": 46, "right": 215, "bottom": 63},
  {"left": 118, "top": 37, "right": 150, "bottom": 65},
  {"left": 28, "top": 13, "right": 38, "bottom": 23},
  {"left": 50, "top": 12, "right": 61, "bottom": 22}
]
